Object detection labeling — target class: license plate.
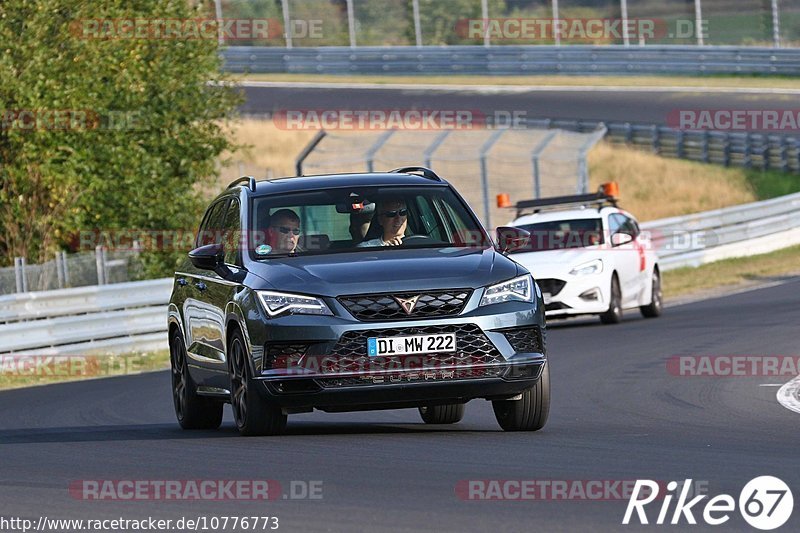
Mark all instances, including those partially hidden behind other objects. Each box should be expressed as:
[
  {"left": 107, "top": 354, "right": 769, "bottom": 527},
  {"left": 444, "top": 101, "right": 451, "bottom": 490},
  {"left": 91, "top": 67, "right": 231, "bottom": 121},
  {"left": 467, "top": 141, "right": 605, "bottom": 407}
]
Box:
[{"left": 367, "top": 333, "right": 456, "bottom": 357}]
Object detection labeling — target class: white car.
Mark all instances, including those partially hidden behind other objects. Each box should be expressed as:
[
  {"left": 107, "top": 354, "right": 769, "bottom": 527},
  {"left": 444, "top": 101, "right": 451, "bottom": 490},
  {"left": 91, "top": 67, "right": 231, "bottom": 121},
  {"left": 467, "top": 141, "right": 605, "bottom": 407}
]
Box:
[{"left": 502, "top": 185, "right": 662, "bottom": 324}]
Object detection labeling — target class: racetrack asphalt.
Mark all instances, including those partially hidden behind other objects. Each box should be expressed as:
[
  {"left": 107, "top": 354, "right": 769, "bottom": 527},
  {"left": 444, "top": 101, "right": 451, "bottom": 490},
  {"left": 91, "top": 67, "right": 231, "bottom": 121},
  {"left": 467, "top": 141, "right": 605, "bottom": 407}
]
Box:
[
  {"left": 239, "top": 84, "right": 799, "bottom": 128},
  {"left": 2, "top": 276, "right": 799, "bottom": 532}
]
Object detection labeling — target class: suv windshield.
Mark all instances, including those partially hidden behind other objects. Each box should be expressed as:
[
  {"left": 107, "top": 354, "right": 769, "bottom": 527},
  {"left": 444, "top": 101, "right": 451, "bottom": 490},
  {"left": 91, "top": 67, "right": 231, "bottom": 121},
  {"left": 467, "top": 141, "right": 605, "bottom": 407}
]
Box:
[
  {"left": 249, "top": 186, "right": 489, "bottom": 258},
  {"left": 515, "top": 218, "right": 604, "bottom": 252}
]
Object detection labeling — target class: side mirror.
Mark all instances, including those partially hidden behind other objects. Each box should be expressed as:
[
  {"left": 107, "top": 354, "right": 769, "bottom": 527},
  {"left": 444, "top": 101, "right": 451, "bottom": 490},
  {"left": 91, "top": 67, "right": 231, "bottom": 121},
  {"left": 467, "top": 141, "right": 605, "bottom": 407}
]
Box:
[
  {"left": 496, "top": 226, "right": 531, "bottom": 255},
  {"left": 611, "top": 233, "right": 634, "bottom": 246},
  {"left": 189, "top": 243, "right": 225, "bottom": 272}
]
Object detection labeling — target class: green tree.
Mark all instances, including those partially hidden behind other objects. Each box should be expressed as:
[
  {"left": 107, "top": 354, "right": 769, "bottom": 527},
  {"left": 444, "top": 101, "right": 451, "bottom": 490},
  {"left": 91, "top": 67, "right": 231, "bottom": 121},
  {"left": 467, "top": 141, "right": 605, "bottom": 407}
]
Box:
[{"left": 0, "top": 0, "right": 241, "bottom": 276}]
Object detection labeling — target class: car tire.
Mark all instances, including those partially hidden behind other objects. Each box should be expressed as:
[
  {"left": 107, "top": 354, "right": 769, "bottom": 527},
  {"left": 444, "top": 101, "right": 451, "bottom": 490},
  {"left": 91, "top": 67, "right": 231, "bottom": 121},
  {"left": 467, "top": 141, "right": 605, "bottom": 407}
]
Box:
[
  {"left": 418, "top": 403, "right": 465, "bottom": 424},
  {"left": 640, "top": 268, "right": 663, "bottom": 318},
  {"left": 492, "top": 363, "right": 550, "bottom": 432},
  {"left": 599, "top": 274, "right": 622, "bottom": 324},
  {"left": 170, "top": 330, "right": 223, "bottom": 430},
  {"left": 228, "top": 329, "right": 287, "bottom": 436}
]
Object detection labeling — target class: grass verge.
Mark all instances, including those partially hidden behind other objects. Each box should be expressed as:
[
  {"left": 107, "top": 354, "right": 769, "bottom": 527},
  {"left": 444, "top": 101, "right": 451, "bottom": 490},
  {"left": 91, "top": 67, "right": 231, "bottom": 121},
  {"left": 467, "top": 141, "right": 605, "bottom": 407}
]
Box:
[
  {"left": 663, "top": 245, "right": 800, "bottom": 299},
  {"left": 231, "top": 73, "right": 800, "bottom": 90},
  {"left": 0, "top": 350, "right": 170, "bottom": 391}
]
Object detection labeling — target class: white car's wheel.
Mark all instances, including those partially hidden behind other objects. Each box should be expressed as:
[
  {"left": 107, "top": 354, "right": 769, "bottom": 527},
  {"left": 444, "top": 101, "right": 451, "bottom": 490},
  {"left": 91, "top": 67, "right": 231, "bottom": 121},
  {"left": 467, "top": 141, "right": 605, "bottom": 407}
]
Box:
[{"left": 640, "top": 268, "right": 663, "bottom": 318}]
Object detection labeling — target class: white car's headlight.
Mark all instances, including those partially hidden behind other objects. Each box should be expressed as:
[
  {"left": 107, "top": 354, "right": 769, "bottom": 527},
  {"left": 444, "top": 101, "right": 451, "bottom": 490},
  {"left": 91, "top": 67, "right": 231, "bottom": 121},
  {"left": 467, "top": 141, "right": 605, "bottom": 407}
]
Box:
[
  {"left": 570, "top": 259, "right": 603, "bottom": 276},
  {"left": 256, "top": 291, "right": 333, "bottom": 317},
  {"left": 480, "top": 274, "right": 534, "bottom": 307}
]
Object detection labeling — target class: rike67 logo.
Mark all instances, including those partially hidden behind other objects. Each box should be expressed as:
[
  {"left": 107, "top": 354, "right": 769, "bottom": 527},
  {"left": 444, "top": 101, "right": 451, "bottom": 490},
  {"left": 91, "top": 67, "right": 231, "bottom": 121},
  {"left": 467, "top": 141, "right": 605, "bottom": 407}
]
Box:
[{"left": 623, "top": 477, "right": 793, "bottom": 530}]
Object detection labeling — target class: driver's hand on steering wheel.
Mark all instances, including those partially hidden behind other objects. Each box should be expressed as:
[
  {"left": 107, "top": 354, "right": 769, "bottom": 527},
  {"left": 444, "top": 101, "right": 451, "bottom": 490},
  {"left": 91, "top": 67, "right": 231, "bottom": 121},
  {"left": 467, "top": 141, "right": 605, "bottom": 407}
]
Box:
[{"left": 384, "top": 236, "right": 404, "bottom": 246}]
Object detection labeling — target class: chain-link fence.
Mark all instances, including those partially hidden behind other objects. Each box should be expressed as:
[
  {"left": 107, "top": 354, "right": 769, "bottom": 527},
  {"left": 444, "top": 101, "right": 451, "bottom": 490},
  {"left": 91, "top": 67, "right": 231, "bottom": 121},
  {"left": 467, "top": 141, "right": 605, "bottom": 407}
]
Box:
[
  {"left": 297, "top": 126, "right": 607, "bottom": 228},
  {"left": 218, "top": 0, "right": 798, "bottom": 48},
  {"left": 0, "top": 248, "right": 143, "bottom": 296}
]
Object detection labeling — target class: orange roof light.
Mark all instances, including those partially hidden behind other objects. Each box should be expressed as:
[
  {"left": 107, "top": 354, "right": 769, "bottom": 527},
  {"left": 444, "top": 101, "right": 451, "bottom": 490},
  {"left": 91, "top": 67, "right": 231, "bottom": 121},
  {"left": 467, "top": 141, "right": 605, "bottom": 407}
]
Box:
[
  {"left": 601, "top": 182, "right": 619, "bottom": 199},
  {"left": 497, "top": 193, "right": 512, "bottom": 208}
]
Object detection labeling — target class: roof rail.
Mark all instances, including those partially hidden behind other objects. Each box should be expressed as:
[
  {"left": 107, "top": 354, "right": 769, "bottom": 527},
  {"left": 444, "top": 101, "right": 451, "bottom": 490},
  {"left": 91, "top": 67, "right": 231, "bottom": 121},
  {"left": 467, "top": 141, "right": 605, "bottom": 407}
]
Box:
[
  {"left": 227, "top": 176, "right": 256, "bottom": 191},
  {"left": 389, "top": 166, "right": 442, "bottom": 182}
]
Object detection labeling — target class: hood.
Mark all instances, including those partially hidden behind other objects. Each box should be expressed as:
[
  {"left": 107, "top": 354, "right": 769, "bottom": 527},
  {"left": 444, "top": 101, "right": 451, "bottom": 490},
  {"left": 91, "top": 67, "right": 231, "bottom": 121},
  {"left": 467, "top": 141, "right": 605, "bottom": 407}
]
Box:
[
  {"left": 510, "top": 248, "right": 605, "bottom": 279},
  {"left": 246, "top": 247, "right": 518, "bottom": 296}
]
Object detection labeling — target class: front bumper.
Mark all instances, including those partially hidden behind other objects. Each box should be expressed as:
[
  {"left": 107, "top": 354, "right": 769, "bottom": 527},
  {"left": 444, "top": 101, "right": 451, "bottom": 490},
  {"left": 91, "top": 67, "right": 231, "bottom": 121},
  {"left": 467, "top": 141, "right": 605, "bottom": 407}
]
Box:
[
  {"left": 540, "top": 276, "right": 609, "bottom": 317},
  {"left": 244, "top": 291, "right": 546, "bottom": 409}
]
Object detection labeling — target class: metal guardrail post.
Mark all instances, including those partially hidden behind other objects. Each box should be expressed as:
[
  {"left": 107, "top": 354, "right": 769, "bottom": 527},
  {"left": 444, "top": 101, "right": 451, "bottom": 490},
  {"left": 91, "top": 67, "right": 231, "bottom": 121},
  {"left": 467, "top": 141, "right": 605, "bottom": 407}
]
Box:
[
  {"left": 694, "top": 0, "right": 705, "bottom": 46},
  {"left": 280, "top": 0, "right": 292, "bottom": 49},
  {"left": 14, "top": 257, "right": 28, "bottom": 294},
  {"left": 424, "top": 130, "right": 451, "bottom": 168},
  {"left": 61, "top": 251, "right": 70, "bottom": 288},
  {"left": 723, "top": 133, "right": 731, "bottom": 167},
  {"left": 651, "top": 125, "right": 660, "bottom": 153},
  {"left": 95, "top": 246, "right": 106, "bottom": 286},
  {"left": 702, "top": 131, "right": 710, "bottom": 163},
  {"left": 213, "top": 0, "right": 224, "bottom": 46},
  {"left": 481, "top": 0, "right": 490, "bottom": 47},
  {"left": 771, "top": 0, "right": 781, "bottom": 48},
  {"left": 676, "top": 130, "right": 685, "bottom": 159},
  {"left": 365, "top": 129, "right": 396, "bottom": 172},
  {"left": 412, "top": 0, "right": 422, "bottom": 47},
  {"left": 346, "top": 0, "right": 356, "bottom": 48},
  {"left": 56, "top": 252, "right": 65, "bottom": 289},
  {"left": 620, "top": 0, "right": 630, "bottom": 47},
  {"left": 295, "top": 130, "right": 327, "bottom": 176},
  {"left": 744, "top": 133, "right": 753, "bottom": 168},
  {"left": 530, "top": 130, "right": 559, "bottom": 199},
  {"left": 552, "top": 0, "right": 561, "bottom": 46},
  {"left": 479, "top": 130, "right": 506, "bottom": 227}
]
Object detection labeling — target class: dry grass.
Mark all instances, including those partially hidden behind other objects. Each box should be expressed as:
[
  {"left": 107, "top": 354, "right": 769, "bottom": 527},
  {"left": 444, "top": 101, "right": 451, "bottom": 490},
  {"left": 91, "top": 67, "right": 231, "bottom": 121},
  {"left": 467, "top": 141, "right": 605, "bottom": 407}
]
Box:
[
  {"left": 663, "top": 245, "right": 800, "bottom": 298},
  {"left": 588, "top": 142, "right": 757, "bottom": 221},
  {"left": 216, "top": 119, "right": 316, "bottom": 191}
]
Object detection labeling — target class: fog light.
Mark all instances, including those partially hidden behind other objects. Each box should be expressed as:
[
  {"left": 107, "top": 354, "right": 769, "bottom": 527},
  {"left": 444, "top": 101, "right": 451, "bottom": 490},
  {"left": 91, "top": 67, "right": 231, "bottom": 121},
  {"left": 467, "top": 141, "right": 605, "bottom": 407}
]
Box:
[
  {"left": 579, "top": 288, "right": 601, "bottom": 301},
  {"left": 503, "top": 364, "right": 542, "bottom": 380}
]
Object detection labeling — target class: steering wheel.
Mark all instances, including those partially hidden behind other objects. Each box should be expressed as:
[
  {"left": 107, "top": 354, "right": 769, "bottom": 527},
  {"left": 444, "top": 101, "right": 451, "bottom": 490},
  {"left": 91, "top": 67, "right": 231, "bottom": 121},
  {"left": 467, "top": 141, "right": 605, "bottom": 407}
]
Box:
[{"left": 401, "top": 235, "right": 433, "bottom": 245}]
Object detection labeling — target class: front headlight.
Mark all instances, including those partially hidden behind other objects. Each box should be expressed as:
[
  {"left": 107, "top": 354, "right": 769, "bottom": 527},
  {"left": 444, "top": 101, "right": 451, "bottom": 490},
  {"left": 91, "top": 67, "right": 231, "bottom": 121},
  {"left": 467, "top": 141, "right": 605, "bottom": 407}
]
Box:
[
  {"left": 480, "top": 274, "right": 534, "bottom": 307},
  {"left": 256, "top": 291, "right": 333, "bottom": 317},
  {"left": 569, "top": 259, "right": 603, "bottom": 276}
]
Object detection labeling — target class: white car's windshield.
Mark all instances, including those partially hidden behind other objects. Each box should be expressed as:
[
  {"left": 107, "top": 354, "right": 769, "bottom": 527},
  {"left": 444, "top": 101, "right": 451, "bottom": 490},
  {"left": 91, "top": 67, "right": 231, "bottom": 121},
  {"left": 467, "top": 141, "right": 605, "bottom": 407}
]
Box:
[{"left": 515, "top": 219, "right": 604, "bottom": 252}]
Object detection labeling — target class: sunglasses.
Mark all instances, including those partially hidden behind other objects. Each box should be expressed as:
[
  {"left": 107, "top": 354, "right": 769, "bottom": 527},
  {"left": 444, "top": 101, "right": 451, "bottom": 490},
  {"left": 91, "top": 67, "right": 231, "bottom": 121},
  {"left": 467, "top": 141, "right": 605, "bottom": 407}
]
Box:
[
  {"left": 380, "top": 208, "right": 408, "bottom": 218},
  {"left": 275, "top": 226, "right": 301, "bottom": 236}
]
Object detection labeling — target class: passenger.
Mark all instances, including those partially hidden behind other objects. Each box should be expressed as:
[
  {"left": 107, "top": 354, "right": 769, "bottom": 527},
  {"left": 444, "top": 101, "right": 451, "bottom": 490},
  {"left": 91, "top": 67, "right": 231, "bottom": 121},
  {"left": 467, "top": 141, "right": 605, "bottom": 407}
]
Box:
[
  {"left": 266, "top": 209, "right": 302, "bottom": 254},
  {"left": 349, "top": 205, "right": 374, "bottom": 242},
  {"left": 357, "top": 199, "right": 408, "bottom": 247}
]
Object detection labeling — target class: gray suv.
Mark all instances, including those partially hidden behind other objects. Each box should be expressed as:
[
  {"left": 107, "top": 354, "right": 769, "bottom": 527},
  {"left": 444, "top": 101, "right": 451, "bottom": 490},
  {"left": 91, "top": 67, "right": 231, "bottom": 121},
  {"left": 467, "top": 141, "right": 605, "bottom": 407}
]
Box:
[{"left": 168, "top": 167, "right": 549, "bottom": 436}]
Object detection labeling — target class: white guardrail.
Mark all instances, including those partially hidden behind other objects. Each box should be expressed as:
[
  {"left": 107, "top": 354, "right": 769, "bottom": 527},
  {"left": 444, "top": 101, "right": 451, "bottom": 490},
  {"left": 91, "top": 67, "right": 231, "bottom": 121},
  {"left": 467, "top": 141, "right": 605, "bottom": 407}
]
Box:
[{"left": 0, "top": 192, "right": 798, "bottom": 356}]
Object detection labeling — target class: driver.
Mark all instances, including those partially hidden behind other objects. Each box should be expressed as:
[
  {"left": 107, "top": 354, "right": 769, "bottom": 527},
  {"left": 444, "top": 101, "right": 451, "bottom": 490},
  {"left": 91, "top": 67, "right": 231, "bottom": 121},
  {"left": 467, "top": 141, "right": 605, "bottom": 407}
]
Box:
[{"left": 357, "top": 198, "right": 408, "bottom": 247}]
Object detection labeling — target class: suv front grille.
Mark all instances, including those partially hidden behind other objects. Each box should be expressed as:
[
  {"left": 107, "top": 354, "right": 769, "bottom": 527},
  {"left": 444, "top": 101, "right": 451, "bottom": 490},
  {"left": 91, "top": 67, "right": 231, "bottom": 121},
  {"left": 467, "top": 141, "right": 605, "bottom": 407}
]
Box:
[
  {"left": 496, "top": 326, "right": 545, "bottom": 354},
  {"left": 338, "top": 290, "right": 472, "bottom": 321},
  {"left": 315, "top": 324, "right": 502, "bottom": 375},
  {"left": 536, "top": 278, "right": 566, "bottom": 297}
]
